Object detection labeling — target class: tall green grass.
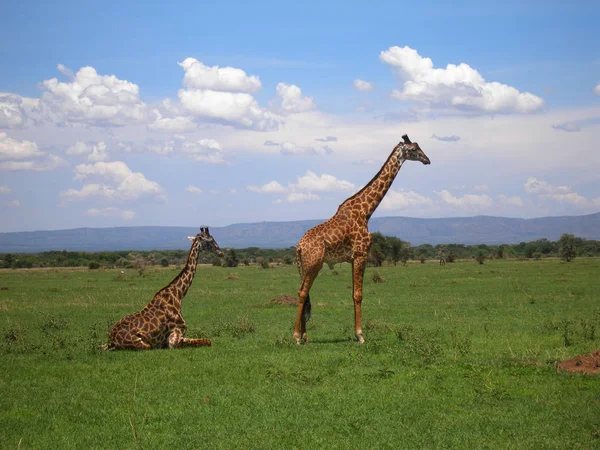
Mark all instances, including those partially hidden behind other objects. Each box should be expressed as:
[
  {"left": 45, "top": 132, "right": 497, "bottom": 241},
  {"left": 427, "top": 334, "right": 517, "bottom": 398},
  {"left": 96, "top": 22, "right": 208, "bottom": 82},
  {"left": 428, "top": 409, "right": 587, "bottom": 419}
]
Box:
[{"left": 1, "top": 258, "right": 599, "bottom": 448}]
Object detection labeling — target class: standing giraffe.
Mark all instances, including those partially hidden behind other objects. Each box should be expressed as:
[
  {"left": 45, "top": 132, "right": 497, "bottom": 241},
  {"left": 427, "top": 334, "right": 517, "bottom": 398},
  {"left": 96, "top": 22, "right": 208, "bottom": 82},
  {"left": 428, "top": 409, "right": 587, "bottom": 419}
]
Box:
[
  {"left": 294, "top": 135, "right": 430, "bottom": 344},
  {"left": 105, "top": 227, "right": 223, "bottom": 350}
]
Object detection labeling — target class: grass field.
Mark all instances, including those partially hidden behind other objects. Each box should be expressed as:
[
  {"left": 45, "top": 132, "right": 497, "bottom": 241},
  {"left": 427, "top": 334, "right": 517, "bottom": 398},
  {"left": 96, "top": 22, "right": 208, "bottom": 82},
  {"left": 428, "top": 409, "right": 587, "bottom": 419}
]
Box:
[{"left": 1, "top": 258, "right": 599, "bottom": 449}]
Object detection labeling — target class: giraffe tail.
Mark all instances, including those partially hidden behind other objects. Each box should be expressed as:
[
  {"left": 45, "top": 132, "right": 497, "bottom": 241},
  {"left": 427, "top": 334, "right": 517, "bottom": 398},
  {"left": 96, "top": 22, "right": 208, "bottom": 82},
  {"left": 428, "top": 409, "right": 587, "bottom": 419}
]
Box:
[{"left": 302, "top": 293, "right": 312, "bottom": 323}]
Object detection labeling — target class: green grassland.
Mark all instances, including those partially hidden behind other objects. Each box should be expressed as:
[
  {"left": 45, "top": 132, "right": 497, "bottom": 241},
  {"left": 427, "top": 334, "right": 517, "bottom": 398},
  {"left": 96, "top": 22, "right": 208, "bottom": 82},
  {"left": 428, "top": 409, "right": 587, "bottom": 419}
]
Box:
[{"left": 1, "top": 258, "right": 599, "bottom": 449}]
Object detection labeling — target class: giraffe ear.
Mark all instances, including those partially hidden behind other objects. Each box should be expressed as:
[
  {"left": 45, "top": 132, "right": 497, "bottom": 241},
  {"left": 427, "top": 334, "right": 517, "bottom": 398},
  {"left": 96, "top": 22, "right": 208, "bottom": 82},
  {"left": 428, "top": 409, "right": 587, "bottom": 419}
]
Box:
[{"left": 187, "top": 236, "right": 195, "bottom": 242}]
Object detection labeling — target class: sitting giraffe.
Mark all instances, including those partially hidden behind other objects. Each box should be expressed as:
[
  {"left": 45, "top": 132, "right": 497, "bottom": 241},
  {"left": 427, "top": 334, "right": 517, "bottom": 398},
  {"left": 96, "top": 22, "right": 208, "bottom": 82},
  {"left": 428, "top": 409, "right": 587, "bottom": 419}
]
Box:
[
  {"left": 294, "top": 135, "right": 430, "bottom": 344},
  {"left": 104, "top": 227, "right": 223, "bottom": 350}
]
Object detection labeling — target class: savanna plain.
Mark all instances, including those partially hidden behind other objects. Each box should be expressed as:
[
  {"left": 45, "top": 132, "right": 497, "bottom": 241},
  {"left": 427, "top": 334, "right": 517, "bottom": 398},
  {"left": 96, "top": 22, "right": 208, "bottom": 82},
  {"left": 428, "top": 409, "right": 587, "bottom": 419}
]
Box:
[{"left": 1, "top": 258, "right": 599, "bottom": 449}]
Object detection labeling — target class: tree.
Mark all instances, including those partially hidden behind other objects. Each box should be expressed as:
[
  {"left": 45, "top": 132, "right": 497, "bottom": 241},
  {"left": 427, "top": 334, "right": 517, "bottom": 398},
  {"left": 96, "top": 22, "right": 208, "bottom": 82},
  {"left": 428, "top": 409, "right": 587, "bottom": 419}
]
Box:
[
  {"left": 224, "top": 249, "right": 239, "bottom": 267},
  {"left": 388, "top": 237, "right": 404, "bottom": 266},
  {"left": 160, "top": 258, "right": 169, "bottom": 267},
  {"left": 558, "top": 233, "right": 576, "bottom": 262},
  {"left": 496, "top": 245, "right": 504, "bottom": 259},
  {"left": 368, "top": 232, "right": 388, "bottom": 267}
]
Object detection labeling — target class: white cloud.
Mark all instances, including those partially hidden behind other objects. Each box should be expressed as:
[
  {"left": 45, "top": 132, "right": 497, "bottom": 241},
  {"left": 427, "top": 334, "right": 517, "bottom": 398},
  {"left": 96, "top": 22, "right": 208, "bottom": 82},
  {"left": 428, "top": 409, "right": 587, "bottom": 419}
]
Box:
[
  {"left": 86, "top": 207, "right": 135, "bottom": 221},
  {"left": 431, "top": 133, "right": 460, "bottom": 142},
  {"left": 267, "top": 140, "right": 332, "bottom": 156},
  {"left": 0, "top": 132, "right": 68, "bottom": 171},
  {"left": 524, "top": 177, "right": 570, "bottom": 195},
  {"left": 177, "top": 58, "right": 277, "bottom": 130},
  {"left": 552, "top": 122, "right": 580, "bottom": 132},
  {"left": 594, "top": 83, "right": 600, "bottom": 96},
  {"left": 178, "top": 58, "right": 262, "bottom": 93},
  {"left": 186, "top": 186, "right": 202, "bottom": 194},
  {"left": 66, "top": 141, "right": 109, "bottom": 162},
  {"left": 354, "top": 79, "right": 374, "bottom": 92},
  {"left": 274, "top": 82, "right": 315, "bottom": 114},
  {"left": 286, "top": 192, "right": 319, "bottom": 203},
  {"left": 497, "top": 194, "right": 524, "bottom": 206},
  {"left": 380, "top": 46, "right": 544, "bottom": 114},
  {"left": 0, "top": 93, "right": 41, "bottom": 128},
  {"left": 436, "top": 189, "right": 493, "bottom": 208},
  {"left": 474, "top": 184, "right": 489, "bottom": 192},
  {"left": 180, "top": 138, "right": 226, "bottom": 164},
  {"left": 62, "top": 161, "right": 164, "bottom": 202},
  {"left": 247, "top": 180, "right": 285, "bottom": 193},
  {"left": 41, "top": 65, "right": 149, "bottom": 126},
  {"left": 230, "top": 188, "right": 237, "bottom": 194},
  {"left": 5, "top": 200, "right": 20, "bottom": 208},
  {"left": 148, "top": 110, "right": 197, "bottom": 132},
  {"left": 0, "top": 186, "right": 11, "bottom": 194},
  {"left": 294, "top": 171, "right": 354, "bottom": 192},
  {"left": 381, "top": 189, "right": 434, "bottom": 210}
]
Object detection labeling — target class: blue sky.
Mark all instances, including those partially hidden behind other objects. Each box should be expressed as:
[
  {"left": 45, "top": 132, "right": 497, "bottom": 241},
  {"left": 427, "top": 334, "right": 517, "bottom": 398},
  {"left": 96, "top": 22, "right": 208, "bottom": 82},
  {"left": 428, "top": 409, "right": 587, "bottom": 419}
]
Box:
[{"left": 1, "top": 0, "right": 599, "bottom": 232}]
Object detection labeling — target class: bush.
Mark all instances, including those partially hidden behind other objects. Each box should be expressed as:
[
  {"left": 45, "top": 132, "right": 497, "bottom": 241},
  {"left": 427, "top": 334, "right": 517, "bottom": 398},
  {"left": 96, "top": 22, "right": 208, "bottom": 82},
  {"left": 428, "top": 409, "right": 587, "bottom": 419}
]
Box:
[
  {"left": 88, "top": 261, "right": 101, "bottom": 270},
  {"left": 160, "top": 258, "right": 169, "bottom": 267},
  {"left": 260, "top": 260, "right": 270, "bottom": 269}
]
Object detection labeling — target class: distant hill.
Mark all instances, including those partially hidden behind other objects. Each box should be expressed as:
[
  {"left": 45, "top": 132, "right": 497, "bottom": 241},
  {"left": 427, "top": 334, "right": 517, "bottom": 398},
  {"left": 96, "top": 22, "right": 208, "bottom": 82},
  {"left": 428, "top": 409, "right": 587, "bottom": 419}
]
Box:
[{"left": 0, "top": 213, "right": 599, "bottom": 253}]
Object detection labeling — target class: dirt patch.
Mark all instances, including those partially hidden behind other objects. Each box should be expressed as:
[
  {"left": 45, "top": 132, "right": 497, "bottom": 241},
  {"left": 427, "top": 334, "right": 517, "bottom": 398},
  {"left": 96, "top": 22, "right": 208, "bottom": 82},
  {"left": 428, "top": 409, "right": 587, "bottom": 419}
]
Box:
[
  {"left": 269, "top": 295, "right": 297, "bottom": 306},
  {"left": 558, "top": 350, "right": 600, "bottom": 375},
  {"left": 225, "top": 276, "right": 240, "bottom": 281},
  {"left": 0, "top": 287, "right": 8, "bottom": 291}
]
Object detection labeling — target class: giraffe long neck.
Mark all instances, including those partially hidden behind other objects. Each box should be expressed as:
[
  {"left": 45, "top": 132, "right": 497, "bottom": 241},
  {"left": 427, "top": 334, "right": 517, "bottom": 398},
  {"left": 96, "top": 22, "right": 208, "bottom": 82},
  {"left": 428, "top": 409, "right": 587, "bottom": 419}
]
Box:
[
  {"left": 167, "top": 240, "right": 201, "bottom": 305},
  {"left": 342, "top": 147, "right": 405, "bottom": 220}
]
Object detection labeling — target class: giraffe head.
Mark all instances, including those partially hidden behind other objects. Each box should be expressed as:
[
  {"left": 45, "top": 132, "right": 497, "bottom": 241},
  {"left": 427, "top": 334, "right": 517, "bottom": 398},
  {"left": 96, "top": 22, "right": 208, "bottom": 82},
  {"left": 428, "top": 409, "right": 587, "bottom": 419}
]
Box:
[
  {"left": 397, "top": 134, "right": 430, "bottom": 165},
  {"left": 188, "top": 227, "right": 224, "bottom": 257}
]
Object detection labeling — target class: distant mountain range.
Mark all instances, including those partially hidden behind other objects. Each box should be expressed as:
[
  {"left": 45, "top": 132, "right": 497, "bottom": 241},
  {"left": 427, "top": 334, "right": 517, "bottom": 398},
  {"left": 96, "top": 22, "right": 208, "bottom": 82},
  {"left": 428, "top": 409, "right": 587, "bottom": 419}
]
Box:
[{"left": 1, "top": 213, "right": 599, "bottom": 253}]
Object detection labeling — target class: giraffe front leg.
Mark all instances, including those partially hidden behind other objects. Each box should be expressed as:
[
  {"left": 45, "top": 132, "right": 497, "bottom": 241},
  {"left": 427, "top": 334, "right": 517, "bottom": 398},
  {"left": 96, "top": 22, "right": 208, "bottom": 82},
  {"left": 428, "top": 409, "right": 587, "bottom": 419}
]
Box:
[
  {"left": 352, "top": 256, "right": 367, "bottom": 344},
  {"left": 168, "top": 327, "right": 184, "bottom": 349},
  {"left": 181, "top": 337, "right": 212, "bottom": 347}
]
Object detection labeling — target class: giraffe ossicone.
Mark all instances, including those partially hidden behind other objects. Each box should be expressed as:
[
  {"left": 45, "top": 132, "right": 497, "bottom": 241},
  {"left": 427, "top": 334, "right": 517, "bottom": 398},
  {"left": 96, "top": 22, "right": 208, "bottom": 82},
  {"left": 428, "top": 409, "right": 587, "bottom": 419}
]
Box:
[
  {"left": 293, "top": 135, "right": 430, "bottom": 344},
  {"left": 104, "top": 227, "right": 223, "bottom": 350}
]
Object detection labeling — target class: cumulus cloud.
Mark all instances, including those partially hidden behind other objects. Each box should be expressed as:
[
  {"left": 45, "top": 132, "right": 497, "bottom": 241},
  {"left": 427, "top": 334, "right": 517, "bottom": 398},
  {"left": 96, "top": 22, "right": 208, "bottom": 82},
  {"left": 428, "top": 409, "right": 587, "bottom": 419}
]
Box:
[
  {"left": 497, "top": 194, "right": 524, "bottom": 206},
  {"left": 180, "top": 138, "right": 226, "bottom": 164},
  {"left": 178, "top": 58, "right": 262, "bottom": 93},
  {"left": 247, "top": 181, "right": 285, "bottom": 193},
  {"left": 294, "top": 171, "right": 354, "bottom": 192},
  {"left": 274, "top": 82, "right": 315, "bottom": 114},
  {"left": 380, "top": 46, "right": 544, "bottom": 114},
  {"left": 381, "top": 189, "right": 434, "bottom": 210},
  {"left": 0, "top": 186, "right": 11, "bottom": 194},
  {"left": 316, "top": 136, "right": 337, "bottom": 142},
  {"left": 524, "top": 177, "right": 570, "bottom": 195},
  {"left": 474, "top": 185, "right": 489, "bottom": 192},
  {"left": 61, "top": 161, "right": 164, "bottom": 202},
  {"left": 0, "top": 93, "right": 41, "bottom": 128},
  {"left": 177, "top": 59, "right": 277, "bottom": 130},
  {"left": 41, "top": 65, "right": 149, "bottom": 126},
  {"left": 594, "top": 83, "right": 600, "bottom": 96},
  {"left": 524, "top": 177, "right": 591, "bottom": 206},
  {"left": 148, "top": 110, "right": 197, "bottom": 132},
  {"left": 117, "top": 135, "right": 227, "bottom": 163},
  {"left": 247, "top": 171, "right": 353, "bottom": 203},
  {"left": 66, "top": 141, "right": 109, "bottom": 162},
  {"left": 186, "top": 186, "right": 202, "bottom": 194},
  {"left": 266, "top": 140, "right": 332, "bottom": 156},
  {"left": 431, "top": 133, "right": 460, "bottom": 142},
  {"left": 552, "top": 122, "right": 580, "bottom": 132},
  {"left": 354, "top": 79, "right": 374, "bottom": 92},
  {"left": 86, "top": 207, "right": 135, "bottom": 221},
  {"left": 0, "top": 132, "right": 68, "bottom": 171},
  {"left": 286, "top": 192, "right": 320, "bottom": 203},
  {"left": 436, "top": 189, "right": 493, "bottom": 208}
]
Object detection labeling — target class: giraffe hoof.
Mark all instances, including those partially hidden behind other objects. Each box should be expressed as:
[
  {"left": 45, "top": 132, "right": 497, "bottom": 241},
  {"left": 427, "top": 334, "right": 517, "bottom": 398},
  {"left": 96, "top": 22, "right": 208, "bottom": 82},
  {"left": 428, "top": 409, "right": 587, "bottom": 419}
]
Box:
[{"left": 356, "top": 335, "right": 365, "bottom": 344}]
